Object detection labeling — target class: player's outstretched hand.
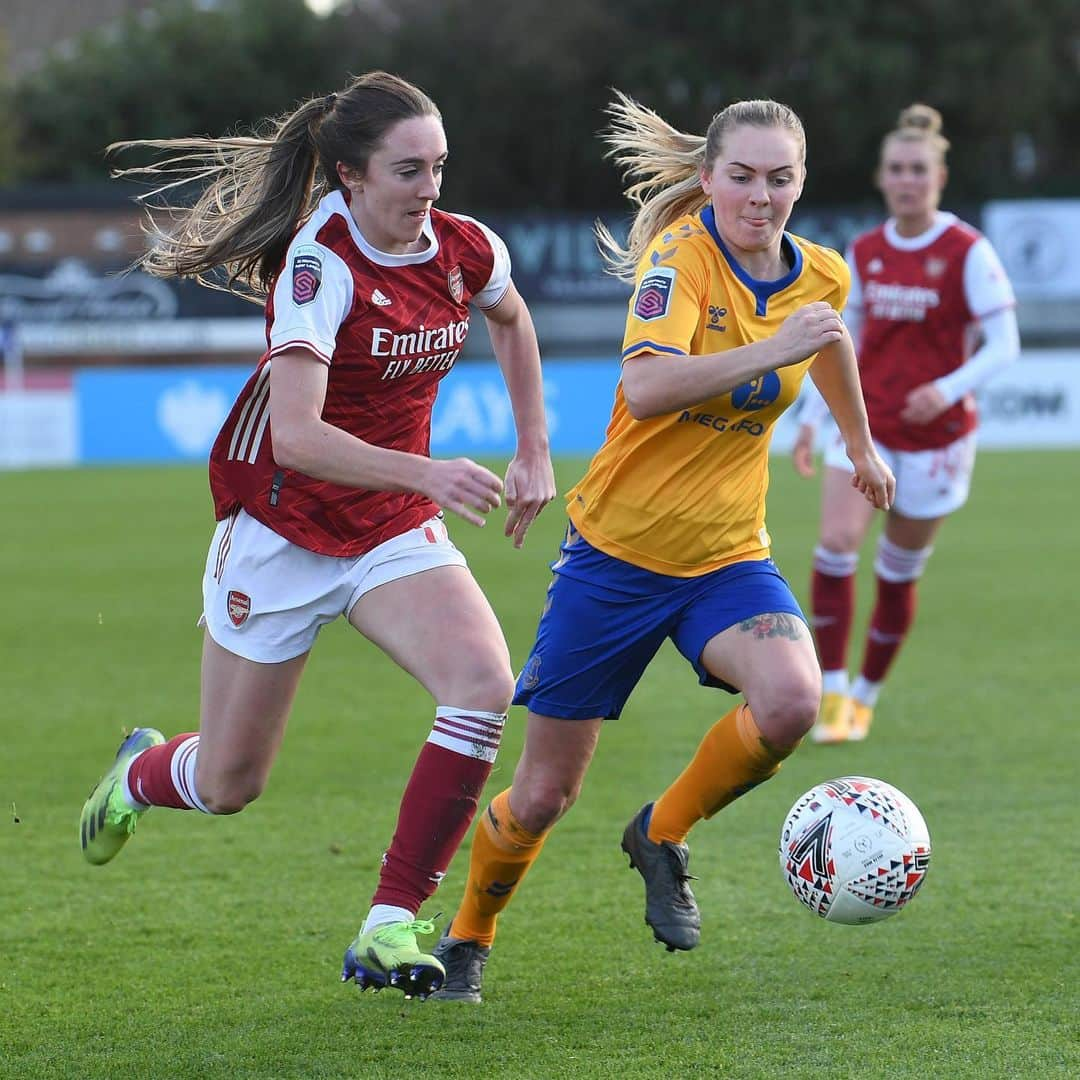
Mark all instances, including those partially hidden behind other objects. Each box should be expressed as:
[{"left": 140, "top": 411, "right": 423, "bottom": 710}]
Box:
[
  {"left": 847, "top": 447, "right": 895, "bottom": 510},
  {"left": 425, "top": 457, "right": 504, "bottom": 527},
  {"left": 503, "top": 450, "right": 557, "bottom": 549},
  {"left": 771, "top": 303, "right": 845, "bottom": 368}
]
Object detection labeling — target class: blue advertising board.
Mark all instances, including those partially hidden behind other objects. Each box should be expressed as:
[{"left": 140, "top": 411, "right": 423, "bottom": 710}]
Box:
[{"left": 75, "top": 359, "right": 622, "bottom": 465}]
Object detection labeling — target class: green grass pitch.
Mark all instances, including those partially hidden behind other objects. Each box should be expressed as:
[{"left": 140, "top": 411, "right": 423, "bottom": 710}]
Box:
[{"left": 1, "top": 451, "right": 1077, "bottom": 1079}]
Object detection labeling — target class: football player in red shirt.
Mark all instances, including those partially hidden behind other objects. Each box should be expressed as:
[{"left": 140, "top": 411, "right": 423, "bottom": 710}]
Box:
[
  {"left": 792, "top": 105, "right": 1019, "bottom": 743},
  {"left": 78, "top": 71, "right": 555, "bottom": 999}
]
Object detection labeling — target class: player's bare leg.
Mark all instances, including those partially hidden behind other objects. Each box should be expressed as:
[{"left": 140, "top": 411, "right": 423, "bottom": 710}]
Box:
[
  {"left": 80, "top": 634, "right": 306, "bottom": 864},
  {"left": 195, "top": 634, "right": 307, "bottom": 812}
]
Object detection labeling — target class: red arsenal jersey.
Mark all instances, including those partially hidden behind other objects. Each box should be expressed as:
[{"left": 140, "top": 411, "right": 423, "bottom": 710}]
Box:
[
  {"left": 849, "top": 213, "right": 1014, "bottom": 451},
  {"left": 208, "top": 190, "right": 511, "bottom": 556}
]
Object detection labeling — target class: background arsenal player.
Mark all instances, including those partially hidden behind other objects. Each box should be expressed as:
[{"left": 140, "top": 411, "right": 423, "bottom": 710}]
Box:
[
  {"left": 78, "top": 71, "right": 555, "bottom": 1000},
  {"left": 792, "top": 104, "right": 1019, "bottom": 743}
]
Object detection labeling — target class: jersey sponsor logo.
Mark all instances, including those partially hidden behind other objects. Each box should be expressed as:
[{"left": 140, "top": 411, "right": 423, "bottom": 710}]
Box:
[
  {"left": 633, "top": 267, "right": 676, "bottom": 321},
  {"left": 373, "top": 317, "right": 470, "bottom": 379},
  {"left": 371, "top": 288, "right": 392, "bottom": 306},
  {"left": 731, "top": 371, "right": 781, "bottom": 411},
  {"left": 677, "top": 410, "right": 767, "bottom": 437},
  {"left": 864, "top": 280, "right": 940, "bottom": 321},
  {"left": 448, "top": 264, "right": 464, "bottom": 303},
  {"left": 291, "top": 245, "right": 322, "bottom": 306},
  {"left": 371, "top": 318, "right": 470, "bottom": 358},
  {"left": 381, "top": 353, "right": 460, "bottom": 380},
  {"left": 227, "top": 590, "right": 251, "bottom": 627}
]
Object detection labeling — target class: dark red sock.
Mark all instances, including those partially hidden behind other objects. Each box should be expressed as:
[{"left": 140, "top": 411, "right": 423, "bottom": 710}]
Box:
[
  {"left": 126, "top": 733, "right": 201, "bottom": 809},
  {"left": 811, "top": 568, "right": 855, "bottom": 671},
  {"left": 371, "top": 741, "right": 493, "bottom": 912},
  {"left": 860, "top": 577, "right": 917, "bottom": 683}
]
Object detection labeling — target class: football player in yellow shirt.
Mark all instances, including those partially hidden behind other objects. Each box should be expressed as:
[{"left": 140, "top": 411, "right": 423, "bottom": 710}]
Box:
[{"left": 431, "top": 93, "right": 894, "bottom": 1001}]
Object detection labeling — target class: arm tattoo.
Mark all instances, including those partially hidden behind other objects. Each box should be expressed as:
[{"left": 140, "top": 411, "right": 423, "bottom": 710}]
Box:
[{"left": 737, "top": 613, "right": 804, "bottom": 641}]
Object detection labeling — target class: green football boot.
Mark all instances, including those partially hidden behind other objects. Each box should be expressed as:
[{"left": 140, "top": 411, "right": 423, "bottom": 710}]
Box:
[
  {"left": 341, "top": 918, "right": 445, "bottom": 1000},
  {"left": 79, "top": 727, "right": 165, "bottom": 865}
]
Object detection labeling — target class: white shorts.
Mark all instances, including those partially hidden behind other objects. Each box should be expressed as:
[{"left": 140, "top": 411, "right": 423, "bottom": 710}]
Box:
[
  {"left": 823, "top": 428, "right": 977, "bottom": 519},
  {"left": 201, "top": 509, "right": 467, "bottom": 663}
]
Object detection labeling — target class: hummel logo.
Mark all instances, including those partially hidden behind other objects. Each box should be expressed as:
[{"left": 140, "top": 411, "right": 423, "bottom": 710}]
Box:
[{"left": 371, "top": 288, "right": 392, "bottom": 306}]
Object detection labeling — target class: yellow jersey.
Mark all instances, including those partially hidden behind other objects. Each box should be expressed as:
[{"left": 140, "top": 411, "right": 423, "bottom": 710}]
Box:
[{"left": 567, "top": 206, "right": 849, "bottom": 576}]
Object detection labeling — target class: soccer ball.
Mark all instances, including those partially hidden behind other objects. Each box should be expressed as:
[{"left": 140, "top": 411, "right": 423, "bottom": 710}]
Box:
[{"left": 779, "top": 776, "right": 931, "bottom": 925}]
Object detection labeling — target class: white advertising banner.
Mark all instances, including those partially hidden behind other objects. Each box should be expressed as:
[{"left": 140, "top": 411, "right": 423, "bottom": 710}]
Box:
[
  {"left": 17, "top": 317, "right": 266, "bottom": 357},
  {"left": 982, "top": 200, "right": 1080, "bottom": 301},
  {"left": 0, "top": 391, "right": 78, "bottom": 468},
  {"left": 782, "top": 350, "right": 1080, "bottom": 454},
  {"left": 972, "top": 350, "right": 1080, "bottom": 448}
]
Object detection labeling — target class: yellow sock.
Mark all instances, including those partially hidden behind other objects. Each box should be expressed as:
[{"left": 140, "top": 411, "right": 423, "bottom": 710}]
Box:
[
  {"left": 448, "top": 788, "right": 548, "bottom": 948},
  {"left": 647, "top": 704, "right": 796, "bottom": 845}
]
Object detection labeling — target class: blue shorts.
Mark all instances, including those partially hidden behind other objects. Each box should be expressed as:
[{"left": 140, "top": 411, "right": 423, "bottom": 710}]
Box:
[{"left": 513, "top": 527, "right": 806, "bottom": 721}]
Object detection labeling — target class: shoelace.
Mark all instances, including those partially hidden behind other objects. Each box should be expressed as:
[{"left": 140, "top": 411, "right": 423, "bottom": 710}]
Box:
[
  {"left": 373, "top": 917, "right": 438, "bottom": 945},
  {"left": 105, "top": 805, "right": 138, "bottom": 834},
  {"left": 103, "top": 784, "right": 140, "bottom": 834},
  {"left": 663, "top": 847, "right": 699, "bottom": 902}
]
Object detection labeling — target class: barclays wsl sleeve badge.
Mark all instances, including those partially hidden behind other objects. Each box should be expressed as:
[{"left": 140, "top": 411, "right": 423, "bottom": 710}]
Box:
[
  {"left": 633, "top": 266, "right": 676, "bottom": 321},
  {"left": 292, "top": 245, "right": 323, "bottom": 306}
]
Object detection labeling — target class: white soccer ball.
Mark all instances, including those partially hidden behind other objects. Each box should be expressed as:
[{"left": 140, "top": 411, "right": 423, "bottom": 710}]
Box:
[{"left": 779, "top": 776, "right": 931, "bottom": 925}]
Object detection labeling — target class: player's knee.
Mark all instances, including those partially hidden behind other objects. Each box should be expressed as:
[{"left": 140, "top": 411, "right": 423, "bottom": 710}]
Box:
[
  {"left": 817, "top": 529, "right": 861, "bottom": 557},
  {"left": 511, "top": 775, "right": 579, "bottom": 834},
  {"left": 482, "top": 665, "right": 516, "bottom": 713},
  {"left": 751, "top": 677, "right": 821, "bottom": 745},
  {"left": 447, "top": 659, "right": 515, "bottom": 714}
]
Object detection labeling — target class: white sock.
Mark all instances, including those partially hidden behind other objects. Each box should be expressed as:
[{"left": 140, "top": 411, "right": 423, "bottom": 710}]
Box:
[
  {"left": 170, "top": 735, "right": 211, "bottom": 813},
  {"left": 813, "top": 545, "right": 859, "bottom": 577},
  {"left": 851, "top": 676, "right": 882, "bottom": 707},
  {"left": 118, "top": 736, "right": 211, "bottom": 813},
  {"left": 120, "top": 751, "right": 151, "bottom": 810},
  {"left": 429, "top": 707, "right": 506, "bottom": 761},
  {"left": 821, "top": 670, "right": 850, "bottom": 696},
  {"left": 875, "top": 536, "right": 933, "bottom": 583},
  {"left": 361, "top": 905, "right": 415, "bottom": 934}
]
